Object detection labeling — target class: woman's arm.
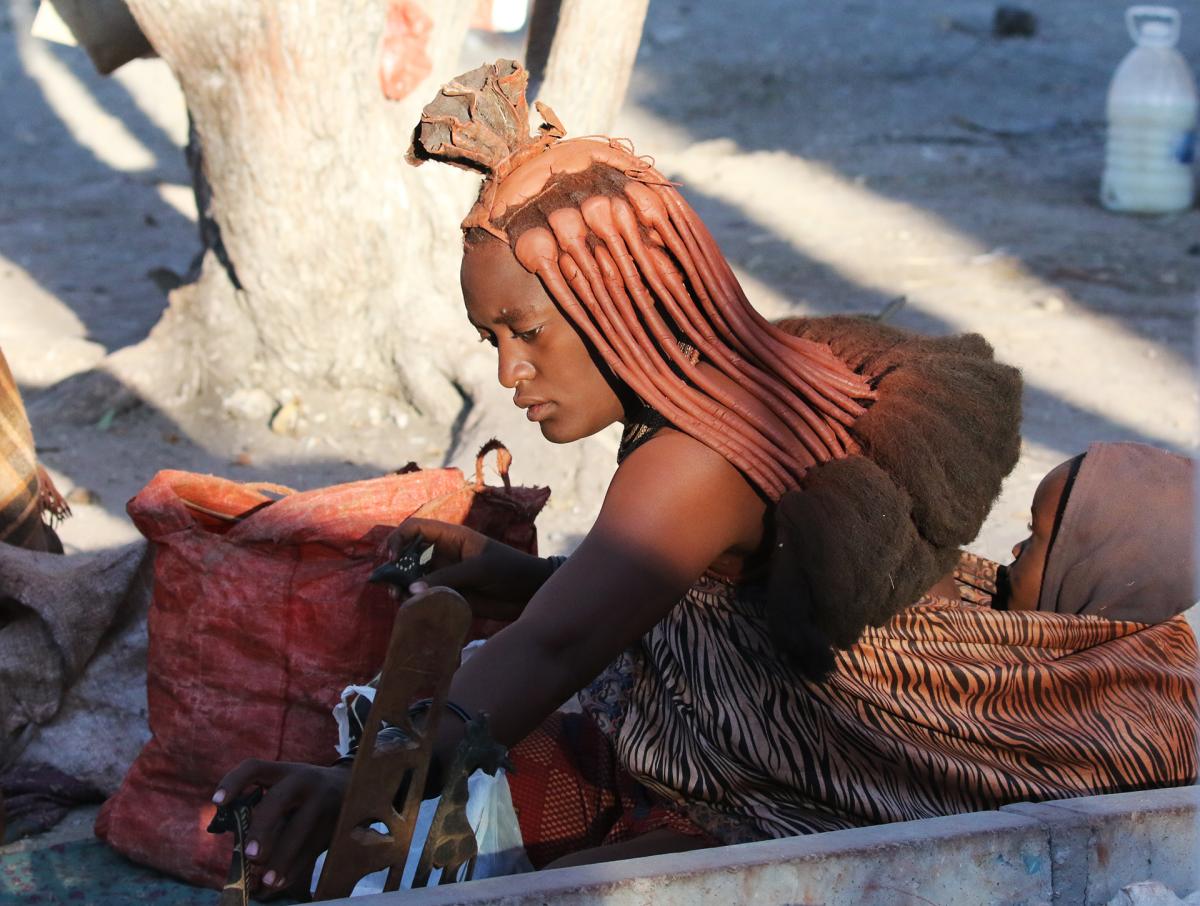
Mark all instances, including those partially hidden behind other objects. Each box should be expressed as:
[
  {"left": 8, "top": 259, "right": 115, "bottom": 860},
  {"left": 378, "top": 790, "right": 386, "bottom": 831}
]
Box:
[
  {"left": 435, "top": 429, "right": 767, "bottom": 755},
  {"left": 214, "top": 431, "right": 765, "bottom": 894}
]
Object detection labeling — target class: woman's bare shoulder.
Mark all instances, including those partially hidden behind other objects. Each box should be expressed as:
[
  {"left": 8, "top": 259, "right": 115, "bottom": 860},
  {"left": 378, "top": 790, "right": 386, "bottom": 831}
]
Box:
[{"left": 600, "top": 428, "right": 766, "bottom": 555}]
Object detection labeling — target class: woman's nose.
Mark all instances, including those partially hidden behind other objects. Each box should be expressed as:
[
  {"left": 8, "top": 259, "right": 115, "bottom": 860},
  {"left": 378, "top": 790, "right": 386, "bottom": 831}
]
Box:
[
  {"left": 1011, "top": 538, "right": 1027, "bottom": 560},
  {"left": 497, "top": 345, "right": 535, "bottom": 389}
]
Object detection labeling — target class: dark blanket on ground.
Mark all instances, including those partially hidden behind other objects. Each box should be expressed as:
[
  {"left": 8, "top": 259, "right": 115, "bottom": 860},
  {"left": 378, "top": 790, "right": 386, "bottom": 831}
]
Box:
[
  {"left": 0, "top": 764, "right": 104, "bottom": 843},
  {"left": 0, "top": 542, "right": 151, "bottom": 771}
]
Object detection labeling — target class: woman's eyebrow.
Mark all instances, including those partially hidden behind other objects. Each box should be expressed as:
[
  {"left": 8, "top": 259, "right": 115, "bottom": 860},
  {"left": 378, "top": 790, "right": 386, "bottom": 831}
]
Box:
[{"left": 494, "top": 304, "right": 539, "bottom": 327}]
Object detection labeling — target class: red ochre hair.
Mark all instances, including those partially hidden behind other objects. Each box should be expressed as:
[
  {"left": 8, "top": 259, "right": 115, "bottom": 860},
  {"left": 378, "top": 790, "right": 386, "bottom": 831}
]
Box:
[{"left": 411, "top": 61, "right": 1022, "bottom": 676}]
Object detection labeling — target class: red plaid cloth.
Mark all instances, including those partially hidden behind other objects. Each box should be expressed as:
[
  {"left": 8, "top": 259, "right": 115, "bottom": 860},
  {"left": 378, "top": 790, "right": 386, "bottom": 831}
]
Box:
[{"left": 506, "top": 711, "right": 714, "bottom": 868}]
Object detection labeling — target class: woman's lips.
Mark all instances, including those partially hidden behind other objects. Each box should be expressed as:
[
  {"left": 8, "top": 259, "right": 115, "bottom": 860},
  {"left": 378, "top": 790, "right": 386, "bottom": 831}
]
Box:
[{"left": 515, "top": 394, "right": 553, "bottom": 421}]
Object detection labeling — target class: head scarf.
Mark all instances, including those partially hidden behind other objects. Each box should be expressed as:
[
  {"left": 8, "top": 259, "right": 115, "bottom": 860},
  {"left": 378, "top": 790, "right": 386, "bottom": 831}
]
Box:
[{"left": 1039, "top": 441, "right": 1197, "bottom": 622}]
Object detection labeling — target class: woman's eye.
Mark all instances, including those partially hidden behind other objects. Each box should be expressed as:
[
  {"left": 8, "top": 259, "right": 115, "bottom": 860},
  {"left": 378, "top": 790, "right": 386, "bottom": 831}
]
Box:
[
  {"left": 513, "top": 326, "right": 544, "bottom": 343},
  {"left": 478, "top": 333, "right": 497, "bottom": 348}
]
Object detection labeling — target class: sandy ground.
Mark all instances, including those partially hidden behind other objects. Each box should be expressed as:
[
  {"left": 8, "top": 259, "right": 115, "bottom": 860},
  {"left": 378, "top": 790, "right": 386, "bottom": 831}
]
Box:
[{"left": 0, "top": 0, "right": 1198, "bottom": 843}]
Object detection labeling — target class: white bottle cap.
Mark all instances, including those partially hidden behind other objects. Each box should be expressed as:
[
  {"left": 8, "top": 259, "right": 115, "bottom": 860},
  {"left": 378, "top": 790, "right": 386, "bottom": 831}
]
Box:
[{"left": 1127, "top": 5, "right": 1182, "bottom": 48}]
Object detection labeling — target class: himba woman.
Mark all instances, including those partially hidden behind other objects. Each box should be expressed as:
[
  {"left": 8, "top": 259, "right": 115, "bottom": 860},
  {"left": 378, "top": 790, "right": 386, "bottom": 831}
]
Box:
[{"left": 216, "top": 61, "right": 1197, "bottom": 891}]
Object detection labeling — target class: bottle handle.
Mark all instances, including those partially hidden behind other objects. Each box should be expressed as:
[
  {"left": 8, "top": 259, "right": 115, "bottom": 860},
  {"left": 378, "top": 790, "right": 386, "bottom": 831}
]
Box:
[{"left": 1126, "top": 5, "right": 1181, "bottom": 46}]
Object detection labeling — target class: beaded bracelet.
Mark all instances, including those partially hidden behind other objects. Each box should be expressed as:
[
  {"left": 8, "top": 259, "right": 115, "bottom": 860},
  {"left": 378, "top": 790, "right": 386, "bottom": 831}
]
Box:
[{"left": 407, "top": 697, "right": 473, "bottom": 724}]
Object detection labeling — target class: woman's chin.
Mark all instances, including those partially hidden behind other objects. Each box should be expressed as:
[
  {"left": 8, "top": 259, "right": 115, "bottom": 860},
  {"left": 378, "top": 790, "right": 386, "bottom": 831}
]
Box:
[
  {"left": 537, "top": 418, "right": 599, "bottom": 445},
  {"left": 538, "top": 421, "right": 576, "bottom": 444},
  {"left": 535, "top": 411, "right": 621, "bottom": 445}
]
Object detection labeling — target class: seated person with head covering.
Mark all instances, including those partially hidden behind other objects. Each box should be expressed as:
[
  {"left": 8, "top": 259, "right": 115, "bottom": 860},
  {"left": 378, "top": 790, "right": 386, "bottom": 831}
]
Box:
[{"left": 1001, "top": 441, "right": 1195, "bottom": 622}]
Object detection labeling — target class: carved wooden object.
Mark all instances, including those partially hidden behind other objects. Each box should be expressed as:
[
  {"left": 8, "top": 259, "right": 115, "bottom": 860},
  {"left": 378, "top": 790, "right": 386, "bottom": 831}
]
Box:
[
  {"left": 313, "top": 588, "right": 470, "bottom": 900},
  {"left": 410, "top": 713, "right": 511, "bottom": 887}
]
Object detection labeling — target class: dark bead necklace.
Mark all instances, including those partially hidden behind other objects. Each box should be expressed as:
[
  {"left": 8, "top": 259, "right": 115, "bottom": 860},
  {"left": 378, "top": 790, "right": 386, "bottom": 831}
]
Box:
[{"left": 617, "top": 403, "right": 672, "bottom": 463}]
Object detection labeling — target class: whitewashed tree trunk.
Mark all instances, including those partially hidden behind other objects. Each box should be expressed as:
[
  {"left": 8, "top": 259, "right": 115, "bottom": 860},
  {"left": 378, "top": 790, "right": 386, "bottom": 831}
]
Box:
[
  {"left": 121, "top": 0, "right": 478, "bottom": 423},
  {"left": 531, "top": 0, "right": 650, "bottom": 137},
  {"left": 113, "top": 0, "right": 649, "bottom": 437}
]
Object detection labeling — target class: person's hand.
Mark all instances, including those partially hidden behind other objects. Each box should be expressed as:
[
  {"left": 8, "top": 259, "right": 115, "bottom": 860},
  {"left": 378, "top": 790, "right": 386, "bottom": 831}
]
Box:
[
  {"left": 381, "top": 518, "right": 554, "bottom": 619},
  {"left": 212, "top": 759, "right": 349, "bottom": 898}
]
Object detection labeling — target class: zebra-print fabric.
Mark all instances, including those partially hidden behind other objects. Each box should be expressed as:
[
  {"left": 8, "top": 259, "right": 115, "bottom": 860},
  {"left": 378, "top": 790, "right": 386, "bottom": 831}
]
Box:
[{"left": 578, "top": 553, "right": 1198, "bottom": 844}]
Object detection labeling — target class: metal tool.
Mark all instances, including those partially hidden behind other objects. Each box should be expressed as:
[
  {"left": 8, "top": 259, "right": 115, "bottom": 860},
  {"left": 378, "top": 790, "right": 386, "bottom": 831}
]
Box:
[{"left": 206, "top": 787, "right": 264, "bottom": 906}]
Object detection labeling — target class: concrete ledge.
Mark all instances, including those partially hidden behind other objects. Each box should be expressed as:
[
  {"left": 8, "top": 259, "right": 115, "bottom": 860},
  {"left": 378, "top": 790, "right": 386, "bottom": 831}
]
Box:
[
  {"left": 323, "top": 810, "right": 1051, "bottom": 906},
  {"left": 1002, "top": 786, "right": 1200, "bottom": 905},
  {"left": 317, "top": 787, "right": 1200, "bottom": 905}
]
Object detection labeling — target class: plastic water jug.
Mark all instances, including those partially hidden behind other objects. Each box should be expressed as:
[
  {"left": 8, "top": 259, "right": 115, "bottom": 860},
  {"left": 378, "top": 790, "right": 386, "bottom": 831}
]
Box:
[{"left": 1101, "top": 6, "right": 1197, "bottom": 213}]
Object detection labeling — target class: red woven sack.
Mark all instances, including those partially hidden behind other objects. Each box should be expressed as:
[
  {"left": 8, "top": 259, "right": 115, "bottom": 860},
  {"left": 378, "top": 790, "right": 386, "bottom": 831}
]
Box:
[{"left": 95, "top": 444, "right": 548, "bottom": 887}]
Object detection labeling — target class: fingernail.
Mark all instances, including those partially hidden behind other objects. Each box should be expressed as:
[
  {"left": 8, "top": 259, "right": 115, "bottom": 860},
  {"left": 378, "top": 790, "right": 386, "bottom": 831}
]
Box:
[
  {"left": 262, "top": 870, "right": 277, "bottom": 886},
  {"left": 211, "top": 789, "right": 226, "bottom": 804},
  {"left": 245, "top": 840, "right": 259, "bottom": 857},
  {"left": 409, "top": 581, "right": 429, "bottom": 594}
]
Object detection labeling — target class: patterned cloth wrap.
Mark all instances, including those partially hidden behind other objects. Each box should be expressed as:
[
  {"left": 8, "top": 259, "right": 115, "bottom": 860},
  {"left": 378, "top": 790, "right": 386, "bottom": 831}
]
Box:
[
  {"left": 506, "top": 711, "right": 712, "bottom": 868},
  {"left": 0, "top": 348, "right": 71, "bottom": 844},
  {"left": 0, "top": 348, "right": 66, "bottom": 551},
  {"left": 573, "top": 553, "right": 1199, "bottom": 845}
]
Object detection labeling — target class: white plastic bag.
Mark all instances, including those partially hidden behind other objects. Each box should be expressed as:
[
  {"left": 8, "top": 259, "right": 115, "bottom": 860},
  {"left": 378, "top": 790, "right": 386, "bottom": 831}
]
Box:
[{"left": 310, "top": 768, "right": 532, "bottom": 895}]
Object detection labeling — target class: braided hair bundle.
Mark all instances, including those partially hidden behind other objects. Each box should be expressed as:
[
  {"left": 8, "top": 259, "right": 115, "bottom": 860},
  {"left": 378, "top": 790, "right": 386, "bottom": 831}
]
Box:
[{"left": 411, "top": 61, "right": 1022, "bottom": 677}]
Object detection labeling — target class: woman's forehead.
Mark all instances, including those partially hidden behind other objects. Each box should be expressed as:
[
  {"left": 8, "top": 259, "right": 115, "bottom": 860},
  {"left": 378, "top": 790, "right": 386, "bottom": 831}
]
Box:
[
  {"left": 462, "top": 236, "right": 530, "bottom": 283},
  {"left": 462, "top": 240, "right": 553, "bottom": 319}
]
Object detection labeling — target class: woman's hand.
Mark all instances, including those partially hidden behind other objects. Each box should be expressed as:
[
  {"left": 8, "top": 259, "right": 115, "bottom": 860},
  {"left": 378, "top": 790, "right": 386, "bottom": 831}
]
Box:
[
  {"left": 212, "top": 759, "right": 350, "bottom": 898},
  {"left": 381, "top": 518, "right": 554, "bottom": 619}
]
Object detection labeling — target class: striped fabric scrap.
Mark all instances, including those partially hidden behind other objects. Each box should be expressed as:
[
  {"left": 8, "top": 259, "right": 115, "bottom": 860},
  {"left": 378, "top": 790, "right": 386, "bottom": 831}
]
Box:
[{"left": 0, "top": 348, "right": 68, "bottom": 550}]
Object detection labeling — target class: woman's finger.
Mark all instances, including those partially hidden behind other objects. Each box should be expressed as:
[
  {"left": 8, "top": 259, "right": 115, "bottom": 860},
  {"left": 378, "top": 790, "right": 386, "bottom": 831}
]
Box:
[
  {"left": 259, "top": 782, "right": 340, "bottom": 894},
  {"left": 241, "top": 770, "right": 320, "bottom": 864},
  {"left": 415, "top": 557, "right": 487, "bottom": 593},
  {"left": 383, "top": 518, "right": 462, "bottom": 559},
  {"left": 213, "top": 758, "right": 288, "bottom": 805}
]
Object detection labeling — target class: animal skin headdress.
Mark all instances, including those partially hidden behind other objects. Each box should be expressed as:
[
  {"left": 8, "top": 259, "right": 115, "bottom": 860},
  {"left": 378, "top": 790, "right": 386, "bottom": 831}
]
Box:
[{"left": 412, "top": 61, "right": 1023, "bottom": 676}]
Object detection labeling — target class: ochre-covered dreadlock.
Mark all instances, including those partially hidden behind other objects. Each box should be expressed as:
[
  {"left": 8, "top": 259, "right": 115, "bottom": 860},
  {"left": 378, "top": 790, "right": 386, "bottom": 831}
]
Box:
[
  {"left": 411, "top": 60, "right": 874, "bottom": 500},
  {"left": 411, "top": 60, "right": 1022, "bottom": 677}
]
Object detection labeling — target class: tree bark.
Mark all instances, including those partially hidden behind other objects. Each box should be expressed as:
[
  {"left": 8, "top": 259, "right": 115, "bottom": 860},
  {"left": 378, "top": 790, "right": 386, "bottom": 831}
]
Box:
[
  {"left": 531, "top": 0, "right": 650, "bottom": 137},
  {"left": 122, "top": 0, "right": 479, "bottom": 424},
  {"left": 110, "top": 0, "right": 649, "bottom": 449}
]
